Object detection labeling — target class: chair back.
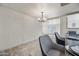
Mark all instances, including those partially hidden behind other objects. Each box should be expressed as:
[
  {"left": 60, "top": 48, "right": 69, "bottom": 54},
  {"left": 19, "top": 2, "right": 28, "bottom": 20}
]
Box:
[
  {"left": 55, "top": 32, "right": 61, "bottom": 40},
  {"left": 54, "top": 32, "right": 65, "bottom": 46},
  {"left": 39, "top": 35, "right": 53, "bottom": 56},
  {"left": 68, "top": 31, "right": 76, "bottom": 36}
]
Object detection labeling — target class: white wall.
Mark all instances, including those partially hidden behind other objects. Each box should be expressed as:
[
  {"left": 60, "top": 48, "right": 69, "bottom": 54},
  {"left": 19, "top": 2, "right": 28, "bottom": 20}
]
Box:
[
  {"left": 60, "top": 16, "right": 67, "bottom": 36},
  {"left": 60, "top": 16, "right": 79, "bottom": 36},
  {"left": 0, "top": 6, "right": 42, "bottom": 50}
]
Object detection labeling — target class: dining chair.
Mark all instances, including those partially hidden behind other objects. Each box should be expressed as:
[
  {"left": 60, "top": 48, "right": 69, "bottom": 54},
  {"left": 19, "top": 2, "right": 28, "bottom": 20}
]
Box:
[
  {"left": 39, "top": 35, "right": 65, "bottom": 56},
  {"left": 54, "top": 32, "right": 65, "bottom": 46}
]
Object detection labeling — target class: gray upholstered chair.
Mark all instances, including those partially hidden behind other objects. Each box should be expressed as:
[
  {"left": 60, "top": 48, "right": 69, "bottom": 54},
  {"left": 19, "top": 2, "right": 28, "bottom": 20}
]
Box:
[
  {"left": 54, "top": 32, "right": 65, "bottom": 46},
  {"left": 68, "top": 31, "right": 76, "bottom": 36},
  {"left": 39, "top": 35, "right": 65, "bottom": 56}
]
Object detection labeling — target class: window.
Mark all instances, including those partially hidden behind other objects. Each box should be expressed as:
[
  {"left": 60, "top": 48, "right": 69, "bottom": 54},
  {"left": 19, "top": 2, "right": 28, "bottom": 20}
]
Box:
[{"left": 42, "top": 18, "right": 60, "bottom": 34}]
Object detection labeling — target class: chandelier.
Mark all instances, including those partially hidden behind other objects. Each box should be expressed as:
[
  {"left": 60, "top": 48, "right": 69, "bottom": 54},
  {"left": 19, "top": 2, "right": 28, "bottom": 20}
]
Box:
[{"left": 37, "top": 12, "right": 47, "bottom": 22}]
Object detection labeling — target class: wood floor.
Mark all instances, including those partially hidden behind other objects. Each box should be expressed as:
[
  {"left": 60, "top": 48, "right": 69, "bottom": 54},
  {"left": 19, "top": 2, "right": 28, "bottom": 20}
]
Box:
[{"left": 5, "top": 39, "right": 42, "bottom": 56}]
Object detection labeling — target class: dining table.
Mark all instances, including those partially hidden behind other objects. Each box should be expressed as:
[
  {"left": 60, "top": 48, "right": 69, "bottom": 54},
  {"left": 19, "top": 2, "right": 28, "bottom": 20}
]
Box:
[{"left": 65, "top": 35, "right": 79, "bottom": 56}]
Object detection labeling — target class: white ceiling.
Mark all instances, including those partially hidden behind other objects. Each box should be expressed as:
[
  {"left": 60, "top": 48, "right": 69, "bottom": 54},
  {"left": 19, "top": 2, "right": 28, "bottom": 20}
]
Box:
[
  {"left": 1, "top": 3, "right": 61, "bottom": 19},
  {"left": 1, "top": 3, "right": 79, "bottom": 20}
]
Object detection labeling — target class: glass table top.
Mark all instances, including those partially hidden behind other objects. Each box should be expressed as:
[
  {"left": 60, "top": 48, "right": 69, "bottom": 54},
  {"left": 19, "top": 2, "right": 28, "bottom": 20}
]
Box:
[
  {"left": 69, "top": 45, "right": 79, "bottom": 55},
  {"left": 65, "top": 37, "right": 79, "bottom": 56},
  {"left": 65, "top": 45, "right": 79, "bottom": 56}
]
